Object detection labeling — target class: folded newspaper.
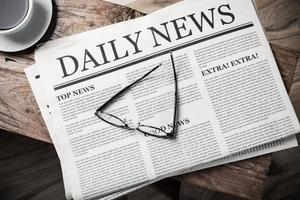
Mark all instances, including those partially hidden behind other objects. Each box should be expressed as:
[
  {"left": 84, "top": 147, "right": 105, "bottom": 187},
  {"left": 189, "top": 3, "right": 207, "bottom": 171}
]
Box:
[{"left": 25, "top": 0, "right": 300, "bottom": 199}]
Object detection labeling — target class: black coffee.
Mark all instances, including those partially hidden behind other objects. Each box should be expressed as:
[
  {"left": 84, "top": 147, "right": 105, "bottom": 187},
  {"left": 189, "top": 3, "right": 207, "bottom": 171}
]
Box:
[{"left": 0, "top": 0, "right": 29, "bottom": 30}]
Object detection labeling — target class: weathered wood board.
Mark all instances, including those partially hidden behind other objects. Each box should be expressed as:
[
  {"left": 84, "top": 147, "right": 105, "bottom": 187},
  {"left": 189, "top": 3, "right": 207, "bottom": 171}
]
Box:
[
  {"left": 0, "top": 0, "right": 299, "bottom": 199},
  {"left": 256, "top": 0, "right": 300, "bottom": 51}
]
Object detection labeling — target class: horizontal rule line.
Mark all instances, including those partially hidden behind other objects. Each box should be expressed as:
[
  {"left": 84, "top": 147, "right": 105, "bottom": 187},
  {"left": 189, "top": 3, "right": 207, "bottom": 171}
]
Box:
[{"left": 54, "top": 22, "right": 254, "bottom": 90}]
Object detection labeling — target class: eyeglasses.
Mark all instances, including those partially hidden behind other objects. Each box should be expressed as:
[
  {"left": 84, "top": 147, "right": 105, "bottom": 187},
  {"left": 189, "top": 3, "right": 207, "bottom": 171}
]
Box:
[{"left": 95, "top": 52, "right": 178, "bottom": 138}]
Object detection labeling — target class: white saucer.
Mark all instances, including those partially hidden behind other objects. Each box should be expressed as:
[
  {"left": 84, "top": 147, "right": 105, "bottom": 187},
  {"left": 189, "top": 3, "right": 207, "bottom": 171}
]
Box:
[{"left": 0, "top": 0, "right": 53, "bottom": 52}]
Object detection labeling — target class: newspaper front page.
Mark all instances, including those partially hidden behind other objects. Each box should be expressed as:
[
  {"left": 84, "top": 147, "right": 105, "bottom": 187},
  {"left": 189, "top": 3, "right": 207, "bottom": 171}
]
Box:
[
  {"left": 29, "top": 0, "right": 300, "bottom": 199},
  {"left": 26, "top": 64, "right": 298, "bottom": 200}
]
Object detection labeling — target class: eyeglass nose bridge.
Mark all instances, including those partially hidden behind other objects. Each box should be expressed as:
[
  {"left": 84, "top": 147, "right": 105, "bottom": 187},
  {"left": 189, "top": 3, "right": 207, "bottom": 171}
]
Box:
[
  {"left": 125, "top": 121, "right": 142, "bottom": 130},
  {"left": 123, "top": 123, "right": 136, "bottom": 131}
]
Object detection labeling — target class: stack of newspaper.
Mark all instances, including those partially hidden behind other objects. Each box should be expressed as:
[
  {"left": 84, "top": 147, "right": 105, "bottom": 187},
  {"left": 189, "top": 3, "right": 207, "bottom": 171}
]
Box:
[{"left": 25, "top": 0, "right": 300, "bottom": 199}]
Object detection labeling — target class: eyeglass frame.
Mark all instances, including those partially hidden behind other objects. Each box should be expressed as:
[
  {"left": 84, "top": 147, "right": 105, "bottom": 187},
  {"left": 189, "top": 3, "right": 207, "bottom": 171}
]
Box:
[{"left": 95, "top": 52, "right": 178, "bottom": 138}]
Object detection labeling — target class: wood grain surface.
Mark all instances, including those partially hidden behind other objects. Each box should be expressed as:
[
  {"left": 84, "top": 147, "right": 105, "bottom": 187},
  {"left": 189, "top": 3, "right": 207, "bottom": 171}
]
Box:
[
  {"left": 289, "top": 57, "right": 300, "bottom": 119},
  {"left": 0, "top": 130, "right": 65, "bottom": 200},
  {"left": 0, "top": 0, "right": 299, "bottom": 199},
  {"left": 178, "top": 156, "right": 271, "bottom": 200},
  {"left": 256, "top": 0, "right": 300, "bottom": 50}
]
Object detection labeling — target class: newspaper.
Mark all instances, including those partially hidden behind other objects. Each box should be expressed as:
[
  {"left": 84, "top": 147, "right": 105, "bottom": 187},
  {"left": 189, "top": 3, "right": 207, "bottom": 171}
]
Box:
[
  {"left": 25, "top": 0, "right": 300, "bottom": 199},
  {"left": 25, "top": 64, "right": 298, "bottom": 199}
]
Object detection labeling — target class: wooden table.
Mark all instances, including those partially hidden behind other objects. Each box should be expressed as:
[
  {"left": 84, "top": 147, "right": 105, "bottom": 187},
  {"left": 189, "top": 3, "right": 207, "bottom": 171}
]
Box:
[{"left": 0, "top": 0, "right": 299, "bottom": 199}]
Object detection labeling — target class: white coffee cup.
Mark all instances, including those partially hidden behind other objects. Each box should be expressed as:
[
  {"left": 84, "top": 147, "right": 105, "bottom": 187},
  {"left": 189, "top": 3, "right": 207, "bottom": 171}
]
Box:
[{"left": 0, "top": 0, "right": 34, "bottom": 35}]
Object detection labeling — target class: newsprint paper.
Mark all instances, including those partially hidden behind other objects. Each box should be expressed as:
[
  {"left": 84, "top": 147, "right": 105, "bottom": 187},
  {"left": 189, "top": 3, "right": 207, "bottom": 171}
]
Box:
[
  {"left": 26, "top": 65, "right": 298, "bottom": 200},
  {"left": 25, "top": 0, "right": 299, "bottom": 199}
]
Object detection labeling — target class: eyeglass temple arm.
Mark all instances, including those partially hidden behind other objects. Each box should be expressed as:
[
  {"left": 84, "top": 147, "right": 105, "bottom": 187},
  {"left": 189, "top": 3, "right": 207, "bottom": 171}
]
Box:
[
  {"left": 97, "top": 63, "right": 163, "bottom": 112},
  {"left": 170, "top": 52, "right": 178, "bottom": 137}
]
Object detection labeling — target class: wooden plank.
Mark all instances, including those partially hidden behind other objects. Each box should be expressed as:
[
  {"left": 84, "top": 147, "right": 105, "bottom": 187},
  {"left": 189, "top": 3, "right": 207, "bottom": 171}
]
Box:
[
  {"left": 127, "top": 179, "right": 181, "bottom": 200},
  {"left": 0, "top": 130, "right": 65, "bottom": 200},
  {"left": 271, "top": 44, "right": 300, "bottom": 91},
  {"left": 0, "top": 0, "right": 298, "bottom": 199},
  {"left": 179, "top": 181, "right": 243, "bottom": 200},
  {"left": 262, "top": 135, "right": 300, "bottom": 200},
  {"left": 256, "top": 0, "right": 300, "bottom": 51},
  {"left": 289, "top": 56, "right": 300, "bottom": 119},
  {"left": 179, "top": 156, "right": 271, "bottom": 200}
]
